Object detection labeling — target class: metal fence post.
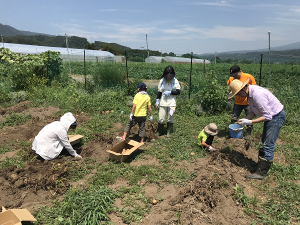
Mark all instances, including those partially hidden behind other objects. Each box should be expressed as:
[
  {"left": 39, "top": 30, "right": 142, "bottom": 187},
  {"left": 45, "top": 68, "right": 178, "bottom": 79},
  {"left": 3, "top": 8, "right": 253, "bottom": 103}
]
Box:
[
  {"left": 125, "top": 51, "right": 129, "bottom": 90},
  {"left": 84, "top": 50, "right": 86, "bottom": 89},
  {"left": 47, "top": 51, "right": 49, "bottom": 85},
  {"left": 259, "top": 54, "right": 263, "bottom": 86},
  {"left": 189, "top": 52, "right": 193, "bottom": 99},
  {"left": 203, "top": 59, "right": 205, "bottom": 77}
]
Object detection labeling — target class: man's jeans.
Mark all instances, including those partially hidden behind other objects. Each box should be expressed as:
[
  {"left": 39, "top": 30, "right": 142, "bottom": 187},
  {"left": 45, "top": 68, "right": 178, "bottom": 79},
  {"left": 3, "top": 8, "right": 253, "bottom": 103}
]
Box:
[
  {"left": 231, "top": 104, "right": 251, "bottom": 123},
  {"left": 261, "top": 110, "right": 286, "bottom": 161}
]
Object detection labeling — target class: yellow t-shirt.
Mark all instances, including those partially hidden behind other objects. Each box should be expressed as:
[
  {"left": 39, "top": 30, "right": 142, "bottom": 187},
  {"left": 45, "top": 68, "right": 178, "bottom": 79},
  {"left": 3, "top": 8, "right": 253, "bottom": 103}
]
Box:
[
  {"left": 133, "top": 92, "right": 151, "bottom": 117},
  {"left": 197, "top": 129, "right": 208, "bottom": 146},
  {"left": 227, "top": 72, "right": 256, "bottom": 105}
]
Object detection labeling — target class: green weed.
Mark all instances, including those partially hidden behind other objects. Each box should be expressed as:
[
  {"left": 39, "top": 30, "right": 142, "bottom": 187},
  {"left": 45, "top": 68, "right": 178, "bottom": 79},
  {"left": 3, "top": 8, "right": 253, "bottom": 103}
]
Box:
[
  {"left": 0, "top": 144, "right": 11, "bottom": 154},
  {"left": 0, "top": 112, "right": 32, "bottom": 128},
  {"left": 116, "top": 186, "right": 150, "bottom": 224},
  {"left": 35, "top": 186, "right": 118, "bottom": 225},
  {"left": 92, "top": 162, "right": 194, "bottom": 187}
]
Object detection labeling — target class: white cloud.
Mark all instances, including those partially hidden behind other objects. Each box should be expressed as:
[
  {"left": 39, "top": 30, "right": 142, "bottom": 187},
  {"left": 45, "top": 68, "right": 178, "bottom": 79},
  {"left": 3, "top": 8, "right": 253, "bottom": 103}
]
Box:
[
  {"left": 99, "top": 9, "right": 118, "bottom": 12},
  {"left": 53, "top": 21, "right": 157, "bottom": 43},
  {"left": 204, "top": 26, "right": 267, "bottom": 41},
  {"left": 290, "top": 7, "right": 300, "bottom": 13},
  {"left": 53, "top": 19, "right": 287, "bottom": 46},
  {"left": 98, "top": 9, "right": 143, "bottom": 13},
  {"left": 162, "top": 29, "right": 185, "bottom": 34},
  {"left": 191, "top": 1, "right": 233, "bottom": 7}
]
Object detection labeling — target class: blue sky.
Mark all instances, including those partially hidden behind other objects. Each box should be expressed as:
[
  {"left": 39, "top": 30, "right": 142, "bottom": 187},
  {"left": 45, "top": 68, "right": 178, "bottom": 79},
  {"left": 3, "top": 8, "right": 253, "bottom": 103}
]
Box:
[{"left": 1, "top": 0, "right": 300, "bottom": 55}]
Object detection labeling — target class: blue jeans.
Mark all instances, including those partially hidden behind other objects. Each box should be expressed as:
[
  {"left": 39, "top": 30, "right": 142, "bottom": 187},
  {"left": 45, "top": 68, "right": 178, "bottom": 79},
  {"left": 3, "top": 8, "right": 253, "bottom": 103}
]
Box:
[
  {"left": 231, "top": 104, "right": 251, "bottom": 123},
  {"left": 261, "top": 110, "right": 286, "bottom": 161}
]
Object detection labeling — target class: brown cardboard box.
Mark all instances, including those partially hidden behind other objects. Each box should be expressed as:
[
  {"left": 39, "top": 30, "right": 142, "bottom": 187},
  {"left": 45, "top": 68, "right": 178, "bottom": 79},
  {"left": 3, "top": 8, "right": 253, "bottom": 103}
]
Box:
[
  {"left": 0, "top": 207, "right": 36, "bottom": 225},
  {"left": 68, "top": 135, "right": 84, "bottom": 145},
  {"left": 107, "top": 139, "right": 144, "bottom": 163}
]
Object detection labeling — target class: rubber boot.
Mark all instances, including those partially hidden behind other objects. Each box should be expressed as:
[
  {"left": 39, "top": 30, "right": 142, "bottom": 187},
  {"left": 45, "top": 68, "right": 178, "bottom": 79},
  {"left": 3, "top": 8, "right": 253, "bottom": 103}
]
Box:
[
  {"left": 246, "top": 157, "right": 272, "bottom": 180},
  {"left": 155, "top": 123, "right": 164, "bottom": 136},
  {"left": 166, "top": 122, "right": 173, "bottom": 138},
  {"left": 244, "top": 125, "right": 252, "bottom": 150},
  {"left": 250, "top": 148, "right": 265, "bottom": 168},
  {"left": 244, "top": 125, "right": 253, "bottom": 141}
]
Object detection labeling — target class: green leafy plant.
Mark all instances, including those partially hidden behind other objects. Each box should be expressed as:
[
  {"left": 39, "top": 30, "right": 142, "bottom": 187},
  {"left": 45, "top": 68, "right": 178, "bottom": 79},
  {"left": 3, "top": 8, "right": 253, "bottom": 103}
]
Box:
[
  {"left": 0, "top": 112, "right": 32, "bottom": 129},
  {"left": 195, "top": 79, "right": 228, "bottom": 114},
  {"left": 35, "top": 186, "right": 118, "bottom": 225},
  {"left": 93, "top": 63, "right": 124, "bottom": 87}
]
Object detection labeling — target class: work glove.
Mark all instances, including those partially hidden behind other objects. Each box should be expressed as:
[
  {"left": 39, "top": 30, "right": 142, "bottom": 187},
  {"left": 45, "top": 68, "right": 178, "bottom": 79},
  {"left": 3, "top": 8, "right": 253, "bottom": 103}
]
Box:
[
  {"left": 155, "top": 99, "right": 160, "bottom": 108},
  {"left": 73, "top": 155, "right": 82, "bottom": 161},
  {"left": 238, "top": 119, "right": 252, "bottom": 126},
  {"left": 129, "top": 113, "right": 133, "bottom": 121},
  {"left": 208, "top": 146, "right": 217, "bottom": 152},
  {"left": 226, "top": 101, "right": 231, "bottom": 111},
  {"left": 164, "top": 91, "right": 171, "bottom": 96},
  {"left": 149, "top": 115, "right": 153, "bottom": 122}
]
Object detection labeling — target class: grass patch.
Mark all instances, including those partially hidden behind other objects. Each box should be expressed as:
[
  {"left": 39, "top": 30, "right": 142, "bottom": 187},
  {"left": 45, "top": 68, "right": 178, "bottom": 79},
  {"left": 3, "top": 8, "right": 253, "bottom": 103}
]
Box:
[
  {"left": 35, "top": 186, "right": 118, "bottom": 225},
  {"left": 0, "top": 111, "right": 32, "bottom": 129},
  {"left": 115, "top": 185, "right": 151, "bottom": 224},
  {"left": 92, "top": 162, "right": 195, "bottom": 187},
  {"left": 0, "top": 144, "right": 11, "bottom": 154},
  {"left": 0, "top": 146, "right": 36, "bottom": 169}
]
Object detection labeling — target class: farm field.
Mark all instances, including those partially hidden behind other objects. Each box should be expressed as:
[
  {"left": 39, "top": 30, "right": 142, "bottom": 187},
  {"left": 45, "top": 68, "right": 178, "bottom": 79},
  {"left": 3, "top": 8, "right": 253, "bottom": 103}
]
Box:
[{"left": 0, "top": 50, "right": 300, "bottom": 224}]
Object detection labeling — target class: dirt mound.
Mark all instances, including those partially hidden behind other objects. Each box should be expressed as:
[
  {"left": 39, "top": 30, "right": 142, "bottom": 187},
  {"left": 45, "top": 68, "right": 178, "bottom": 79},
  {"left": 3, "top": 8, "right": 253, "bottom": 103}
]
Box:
[
  {"left": 0, "top": 155, "right": 78, "bottom": 210},
  {"left": 129, "top": 120, "right": 158, "bottom": 142},
  {"left": 0, "top": 101, "right": 32, "bottom": 115},
  {"left": 0, "top": 104, "right": 89, "bottom": 146},
  {"left": 141, "top": 151, "right": 254, "bottom": 225},
  {"left": 0, "top": 102, "right": 93, "bottom": 211}
]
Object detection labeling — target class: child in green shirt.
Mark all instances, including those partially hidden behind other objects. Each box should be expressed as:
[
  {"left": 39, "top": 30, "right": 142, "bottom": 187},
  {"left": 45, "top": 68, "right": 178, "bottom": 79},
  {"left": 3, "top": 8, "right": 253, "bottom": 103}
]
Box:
[{"left": 197, "top": 123, "right": 218, "bottom": 152}]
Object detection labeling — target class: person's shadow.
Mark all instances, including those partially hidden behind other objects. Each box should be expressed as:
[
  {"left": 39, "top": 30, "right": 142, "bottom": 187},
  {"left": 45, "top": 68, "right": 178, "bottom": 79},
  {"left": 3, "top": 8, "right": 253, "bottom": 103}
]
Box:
[
  {"left": 60, "top": 142, "right": 83, "bottom": 156},
  {"left": 218, "top": 147, "right": 256, "bottom": 173}
]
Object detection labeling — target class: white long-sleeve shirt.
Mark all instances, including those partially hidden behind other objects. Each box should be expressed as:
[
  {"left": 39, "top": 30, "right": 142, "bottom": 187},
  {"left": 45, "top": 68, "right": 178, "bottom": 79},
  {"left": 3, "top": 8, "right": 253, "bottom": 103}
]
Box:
[
  {"left": 158, "top": 78, "right": 181, "bottom": 107},
  {"left": 32, "top": 112, "right": 78, "bottom": 160}
]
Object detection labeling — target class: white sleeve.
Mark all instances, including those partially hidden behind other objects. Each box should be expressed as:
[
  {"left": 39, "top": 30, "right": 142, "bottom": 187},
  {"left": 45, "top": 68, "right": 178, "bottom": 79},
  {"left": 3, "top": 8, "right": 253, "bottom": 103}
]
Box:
[
  {"left": 175, "top": 79, "right": 181, "bottom": 90},
  {"left": 56, "top": 130, "right": 78, "bottom": 157},
  {"left": 158, "top": 79, "right": 163, "bottom": 92}
]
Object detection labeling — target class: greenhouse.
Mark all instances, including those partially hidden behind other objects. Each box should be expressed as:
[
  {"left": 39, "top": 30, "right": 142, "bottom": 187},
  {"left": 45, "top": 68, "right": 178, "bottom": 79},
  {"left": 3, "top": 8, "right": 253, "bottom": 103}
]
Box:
[
  {"left": 164, "top": 56, "right": 210, "bottom": 64},
  {"left": 0, "top": 42, "right": 115, "bottom": 62},
  {"left": 145, "top": 56, "right": 164, "bottom": 63}
]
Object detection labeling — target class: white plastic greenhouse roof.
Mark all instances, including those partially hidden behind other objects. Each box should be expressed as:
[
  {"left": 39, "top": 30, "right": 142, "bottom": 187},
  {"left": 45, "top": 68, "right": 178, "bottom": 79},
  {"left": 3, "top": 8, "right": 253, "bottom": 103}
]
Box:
[
  {"left": 145, "top": 56, "right": 164, "bottom": 63},
  {"left": 164, "top": 56, "right": 210, "bottom": 63},
  {"left": 0, "top": 42, "right": 115, "bottom": 57}
]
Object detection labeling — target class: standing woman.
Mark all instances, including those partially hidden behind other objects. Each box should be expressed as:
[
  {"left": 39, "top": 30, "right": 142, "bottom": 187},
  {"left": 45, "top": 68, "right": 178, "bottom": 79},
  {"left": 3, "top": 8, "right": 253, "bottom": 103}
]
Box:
[
  {"left": 156, "top": 66, "right": 181, "bottom": 138},
  {"left": 228, "top": 79, "right": 286, "bottom": 180}
]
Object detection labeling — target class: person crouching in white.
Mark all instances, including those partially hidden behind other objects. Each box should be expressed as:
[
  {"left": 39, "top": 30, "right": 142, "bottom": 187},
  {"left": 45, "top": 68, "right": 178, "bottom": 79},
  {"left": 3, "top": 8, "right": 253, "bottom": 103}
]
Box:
[{"left": 32, "top": 112, "right": 82, "bottom": 162}]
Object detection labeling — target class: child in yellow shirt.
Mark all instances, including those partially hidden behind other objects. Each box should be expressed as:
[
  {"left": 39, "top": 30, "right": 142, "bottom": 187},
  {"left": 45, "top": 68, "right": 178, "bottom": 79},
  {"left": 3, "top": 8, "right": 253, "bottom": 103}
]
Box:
[
  {"left": 117, "top": 83, "right": 153, "bottom": 143},
  {"left": 197, "top": 123, "right": 218, "bottom": 152}
]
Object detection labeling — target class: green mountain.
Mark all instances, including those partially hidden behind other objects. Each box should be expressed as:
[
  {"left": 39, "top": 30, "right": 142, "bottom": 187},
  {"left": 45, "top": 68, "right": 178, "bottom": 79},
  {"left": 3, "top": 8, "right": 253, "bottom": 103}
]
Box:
[
  {"left": 196, "top": 48, "right": 300, "bottom": 64},
  {"left": 0, "top": 23, "right": 52, "bottom": 37}
]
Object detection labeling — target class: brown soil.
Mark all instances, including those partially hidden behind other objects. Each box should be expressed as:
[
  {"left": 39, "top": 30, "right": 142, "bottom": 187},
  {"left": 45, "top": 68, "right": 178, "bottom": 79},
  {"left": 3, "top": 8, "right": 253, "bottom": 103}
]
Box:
[
  {"left": 0, "top": 156, "right": 76, "bottom": 211},
  {"left": 0, "top": 101, "right": 93, "bottom": 212},
  {"left": 0, "top": 101, "right": 287, "bottom": 224},
  {"left": 81, "top": 120, "right": 158, "bottom": 164},
  {"left": 108, "top": 135, "right": 286, "bottom": 225}
]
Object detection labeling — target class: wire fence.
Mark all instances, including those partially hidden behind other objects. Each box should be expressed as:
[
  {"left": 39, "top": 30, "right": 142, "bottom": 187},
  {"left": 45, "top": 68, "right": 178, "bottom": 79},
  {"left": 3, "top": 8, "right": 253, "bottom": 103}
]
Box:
[{"left": 61, "top": 49, "right": 300, "bottom": 101}]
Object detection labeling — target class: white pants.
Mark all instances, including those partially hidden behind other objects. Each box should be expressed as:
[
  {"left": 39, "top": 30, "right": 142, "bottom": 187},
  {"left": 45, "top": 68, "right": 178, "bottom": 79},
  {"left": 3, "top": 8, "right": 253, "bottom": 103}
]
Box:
[{"left": 158, "top": 106, "right": 174, "bottom": 124}]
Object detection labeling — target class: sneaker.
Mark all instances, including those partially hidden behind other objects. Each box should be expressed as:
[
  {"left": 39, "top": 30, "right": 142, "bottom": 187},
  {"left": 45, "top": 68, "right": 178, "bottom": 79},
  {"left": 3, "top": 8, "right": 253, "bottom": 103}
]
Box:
[{"left": 116, "top": 136, "right": 125, "bottom": 141}]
